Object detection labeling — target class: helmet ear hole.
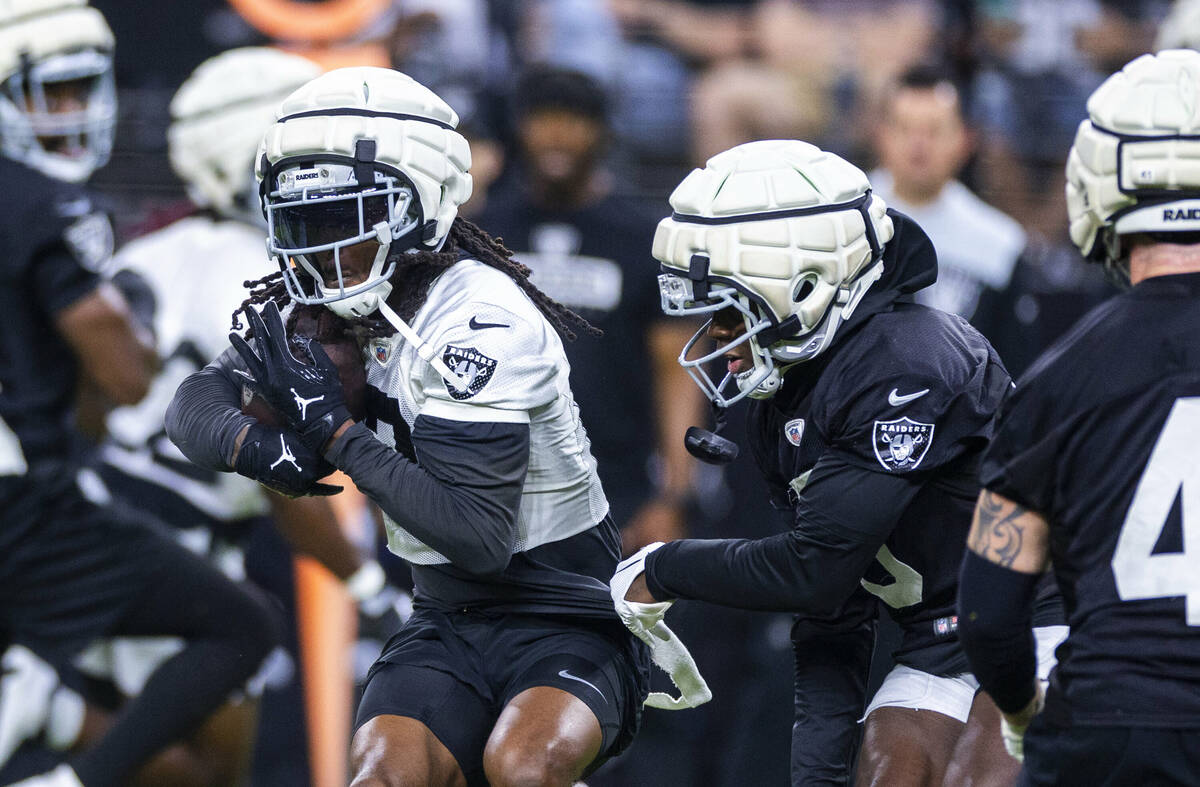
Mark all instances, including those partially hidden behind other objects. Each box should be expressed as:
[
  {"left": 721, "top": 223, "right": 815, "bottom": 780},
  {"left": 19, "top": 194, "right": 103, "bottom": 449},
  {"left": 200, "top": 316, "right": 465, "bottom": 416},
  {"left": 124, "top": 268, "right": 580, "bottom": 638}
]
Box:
[{"left": 793, "top": 275, "right": 817, "bottom": 303}]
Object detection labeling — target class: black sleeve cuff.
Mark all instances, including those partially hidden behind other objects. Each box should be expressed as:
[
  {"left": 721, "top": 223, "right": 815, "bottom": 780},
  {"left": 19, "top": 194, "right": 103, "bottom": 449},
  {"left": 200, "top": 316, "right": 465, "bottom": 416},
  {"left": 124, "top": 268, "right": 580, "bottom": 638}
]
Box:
[{"left": 957, "top": 550, "right": 1040, "bottom": 713}]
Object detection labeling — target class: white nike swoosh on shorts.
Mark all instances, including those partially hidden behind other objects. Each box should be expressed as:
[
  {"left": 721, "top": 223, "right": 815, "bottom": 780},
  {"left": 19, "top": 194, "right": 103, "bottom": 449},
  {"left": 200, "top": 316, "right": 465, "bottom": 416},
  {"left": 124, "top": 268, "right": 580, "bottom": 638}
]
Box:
[{"left": 558, "top": 669, "right": 606, "bottom": 703}]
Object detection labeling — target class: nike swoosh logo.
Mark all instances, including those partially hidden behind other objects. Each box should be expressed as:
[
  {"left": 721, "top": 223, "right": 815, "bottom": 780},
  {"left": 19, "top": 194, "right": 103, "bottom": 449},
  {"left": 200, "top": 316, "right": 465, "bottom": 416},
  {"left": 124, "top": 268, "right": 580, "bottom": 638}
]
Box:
[
  {"left": 558, "top": 669, "right": 607, "bottom": 703},
  {"left": 469, "top": 316, "right": 510, "bottom": 330},
  {"left": 888, "top": 388, "right": 930, "bottom": 406}
]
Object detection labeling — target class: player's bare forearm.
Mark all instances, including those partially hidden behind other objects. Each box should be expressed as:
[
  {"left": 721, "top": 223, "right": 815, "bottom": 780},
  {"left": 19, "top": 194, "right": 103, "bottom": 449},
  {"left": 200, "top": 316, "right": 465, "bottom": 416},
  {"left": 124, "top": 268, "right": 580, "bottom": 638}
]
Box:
[{"left": 966, "top": 490, "right": 1050, "bottom": 574}]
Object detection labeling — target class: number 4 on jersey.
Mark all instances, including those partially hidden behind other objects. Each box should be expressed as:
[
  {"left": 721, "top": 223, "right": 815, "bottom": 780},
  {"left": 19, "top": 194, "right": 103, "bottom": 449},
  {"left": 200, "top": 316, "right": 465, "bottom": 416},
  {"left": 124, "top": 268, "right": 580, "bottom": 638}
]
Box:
[{"left": 1112, "top": 397, "right": 1200, "bottom": 625}]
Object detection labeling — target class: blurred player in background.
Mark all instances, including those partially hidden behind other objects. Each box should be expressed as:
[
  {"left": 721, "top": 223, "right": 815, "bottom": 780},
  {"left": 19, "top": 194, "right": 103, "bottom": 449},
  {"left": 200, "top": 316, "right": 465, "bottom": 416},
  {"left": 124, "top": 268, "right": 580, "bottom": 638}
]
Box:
[
  {"left": 68, "top": 46, "right": 407, "bottom": 786},
  {"left": 166, "top": 66, "right": 650, "bottom": 787},
  {"left": 612, "top": 140, "right": 1064, "bottom": 786},
  {"left": 959, "top": 49, "right": 1200, "bottom": 785},
  {"left": 0, "top": 2, "right": 281, "bottom": 785}
]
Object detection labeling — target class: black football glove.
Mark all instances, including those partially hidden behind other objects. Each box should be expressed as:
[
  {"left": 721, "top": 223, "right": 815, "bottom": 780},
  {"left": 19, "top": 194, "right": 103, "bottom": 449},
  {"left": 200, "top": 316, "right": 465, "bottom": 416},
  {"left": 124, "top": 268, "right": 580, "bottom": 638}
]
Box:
[
  {"left": 234, "top": 423, "right": 343, "bottom": 498},
  {"left": 230, "top": 300, "right": 352, "bottom": 454}
]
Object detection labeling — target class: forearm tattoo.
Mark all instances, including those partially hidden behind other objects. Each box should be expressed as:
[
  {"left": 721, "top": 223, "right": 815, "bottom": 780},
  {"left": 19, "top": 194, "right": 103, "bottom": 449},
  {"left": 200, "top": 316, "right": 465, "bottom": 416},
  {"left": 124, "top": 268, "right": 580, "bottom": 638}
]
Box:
[{"left": 968, "top": 491, "right": 1028, "bottom": 568}]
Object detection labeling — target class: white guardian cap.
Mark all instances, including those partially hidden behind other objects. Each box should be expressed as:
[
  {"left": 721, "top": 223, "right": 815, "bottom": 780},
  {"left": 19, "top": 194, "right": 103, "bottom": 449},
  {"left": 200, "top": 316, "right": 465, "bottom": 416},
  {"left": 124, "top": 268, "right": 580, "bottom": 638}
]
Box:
[
  {"left": 0, "top": 0, "right": 115, "bottom": 182},
  {"left": 1066, "top": 50, "right": 1200, "bottom": 280},
  {"left": 654, "top": 140, "right": 893, "bottom": 406},
  {"left": 169, "top": 47, "right": 321, "bottom": 225},
  {"left": 256, "top": 66, "right": 472, "bottom": 321}
]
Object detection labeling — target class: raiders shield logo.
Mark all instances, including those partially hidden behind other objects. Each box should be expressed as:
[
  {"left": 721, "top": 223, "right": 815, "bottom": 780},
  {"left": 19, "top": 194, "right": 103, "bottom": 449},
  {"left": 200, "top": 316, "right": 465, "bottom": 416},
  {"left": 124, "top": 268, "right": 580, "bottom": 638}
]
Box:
[
  {"left": 442, "top": 344, "right": 497, "bottom": 400},
  {"left": 784, "top": 418, "right": 805, "bottom": 446},
  {"left": 873, "top": 417, "right": 935, "bottom": 472}
]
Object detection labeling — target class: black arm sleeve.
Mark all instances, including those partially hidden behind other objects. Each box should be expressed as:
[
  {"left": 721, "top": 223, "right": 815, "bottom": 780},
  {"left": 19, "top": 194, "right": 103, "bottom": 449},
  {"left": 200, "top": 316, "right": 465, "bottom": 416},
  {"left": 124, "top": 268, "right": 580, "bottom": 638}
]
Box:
[
  {"left": 644, "top": 452, "right": 923, "bottom": 614},
  {"left": 956, "top": 550, "right": 1040, "bottom": 713},
  {"left": 791, "top": 591, "right": 877, "bottom": 786},
  {"left": 165, "top": 349, "right": 255, "bottom": 472},
  {"left": 327, "top": 415, "right": 529, "bottom": 576}
]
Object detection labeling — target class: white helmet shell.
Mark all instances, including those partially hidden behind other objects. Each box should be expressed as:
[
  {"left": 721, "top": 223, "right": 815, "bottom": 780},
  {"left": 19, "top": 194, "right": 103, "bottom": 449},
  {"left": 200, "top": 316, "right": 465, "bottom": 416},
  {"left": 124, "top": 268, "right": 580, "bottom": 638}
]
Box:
[
  {"left": 257, "top": 66, "right": 472, "bottom": 249},
  {"left": 169, "top": 47, "right": 321, "bottom": 223},
  {"left": 0, "top": 0, "right": 115, "bottom": 182},
  {"left": 1066, "top": 50, "right": 1200, "bottom": 274},
  {"left": 654, "top": 140, "right": 893, "bottom": 405}
]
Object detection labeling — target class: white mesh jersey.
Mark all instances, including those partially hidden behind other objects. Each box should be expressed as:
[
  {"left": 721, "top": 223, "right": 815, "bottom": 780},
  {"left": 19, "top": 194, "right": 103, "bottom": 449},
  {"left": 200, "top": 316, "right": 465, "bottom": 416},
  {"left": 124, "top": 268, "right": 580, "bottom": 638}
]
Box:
[
  {"left": 101, "top": 215, "right": 274, "bottom": 521},
  {"left": 364, "top": 258, "right": 609, "bottom": 564}
]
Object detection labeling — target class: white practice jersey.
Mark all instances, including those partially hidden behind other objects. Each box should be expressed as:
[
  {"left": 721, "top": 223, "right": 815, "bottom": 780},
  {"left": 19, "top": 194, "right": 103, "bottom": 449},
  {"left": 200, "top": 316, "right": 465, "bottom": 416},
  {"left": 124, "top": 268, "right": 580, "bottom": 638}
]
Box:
[
  {"left": 363, "top": 258, "right": 609, "bottom": 564},
  {"left": 100, "top": 215, "right": 275, "bottom": 522}
]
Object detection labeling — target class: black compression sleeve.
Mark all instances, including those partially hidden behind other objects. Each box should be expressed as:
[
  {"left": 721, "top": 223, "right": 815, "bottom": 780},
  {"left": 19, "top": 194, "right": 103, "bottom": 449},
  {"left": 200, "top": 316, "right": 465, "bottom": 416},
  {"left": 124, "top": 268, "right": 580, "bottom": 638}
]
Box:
[
  {"left": 957, "top": 550, "right": 1040, "bottom": 713},
  {"left": 644, "top": 454, "right": 921, "bottom": 613},
  {"left": 164, "top": 363, "right": 255, "bottom": 472},
  {"left": 327, "top": 416, "right": 529, "bottom": 575}
]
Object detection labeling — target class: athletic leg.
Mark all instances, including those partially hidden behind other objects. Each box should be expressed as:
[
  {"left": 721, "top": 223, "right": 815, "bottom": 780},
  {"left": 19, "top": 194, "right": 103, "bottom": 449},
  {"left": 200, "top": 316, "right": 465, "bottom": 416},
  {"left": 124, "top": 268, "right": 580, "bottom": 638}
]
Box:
[
  {"left": 483, "top": 686, "right": 602, "bottom": 787},
  {"left": 855, "top": 666, "right": 978, "bottom": 787},
  {"left": 940, "top": 692, "right": 1019, "bottom": 787},
  {"left": 70, "top": 536, "right": 280, "bottom": 787},
  {"left": 856, "top": 706, "right": 963, "bottom": 787},
  {"left": 350, "top": 715, "right": 467, "bottom": 787},
  {"left": 351, "top": 656, "right": 495, "bottom": 787}
]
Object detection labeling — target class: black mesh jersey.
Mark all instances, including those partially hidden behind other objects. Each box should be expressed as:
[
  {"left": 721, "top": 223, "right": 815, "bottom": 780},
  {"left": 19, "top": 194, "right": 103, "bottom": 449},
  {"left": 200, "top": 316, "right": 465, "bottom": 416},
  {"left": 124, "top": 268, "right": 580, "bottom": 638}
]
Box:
[
  {"left": 750, "top": 302, "right": 1012, "bottom": 674},
  {"left": 981, "top": 271, "right": 1200, "bottom": 728},
  {"left": 0, "top": 157, "right": 110, "bottom": 505}
]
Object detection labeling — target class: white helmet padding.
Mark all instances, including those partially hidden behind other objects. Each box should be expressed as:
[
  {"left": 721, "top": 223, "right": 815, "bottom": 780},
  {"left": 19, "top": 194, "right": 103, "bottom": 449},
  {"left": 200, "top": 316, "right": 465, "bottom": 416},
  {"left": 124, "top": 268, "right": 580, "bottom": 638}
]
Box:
[
  {"left": 653, "top": 140, "right": 894, "bottom": 407},
  {"left": 169, "top": 47, "right": 321, "bottom": 224},
  {"left": 1066, "top": 50, "right": 1200, "bottom": 280},
  {"left": 0, "top": 0, "right": 115, "bottom": 182}
]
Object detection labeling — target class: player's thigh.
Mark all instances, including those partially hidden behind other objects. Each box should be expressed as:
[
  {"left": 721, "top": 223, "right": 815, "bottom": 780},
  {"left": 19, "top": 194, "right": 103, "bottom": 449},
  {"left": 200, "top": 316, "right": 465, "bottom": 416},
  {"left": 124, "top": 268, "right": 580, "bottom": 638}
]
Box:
[
  {"left": 484, "top": 686, "right": 601, "bottom": 787},
  {"left": 354, "top": 656, "right": 498, "bottom": 787},
  {"left": 351, "top": 714, "right": 467, "bottom": 787},
  {"left": 483, "top": 618, "right": 648, "bottom": 786},
  {"left": 941, "top": 691, "right": 1019, "bottom": 787},
  {"left": 857, "top": 666, "right": 975, "bottom": 787}
]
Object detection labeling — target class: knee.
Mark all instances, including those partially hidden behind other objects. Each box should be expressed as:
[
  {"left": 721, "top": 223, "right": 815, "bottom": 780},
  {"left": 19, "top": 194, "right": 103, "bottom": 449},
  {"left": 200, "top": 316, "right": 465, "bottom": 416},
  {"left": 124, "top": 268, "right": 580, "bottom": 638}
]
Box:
[{"left": 483, "top": 736, "right": 582, "bottom": 787}]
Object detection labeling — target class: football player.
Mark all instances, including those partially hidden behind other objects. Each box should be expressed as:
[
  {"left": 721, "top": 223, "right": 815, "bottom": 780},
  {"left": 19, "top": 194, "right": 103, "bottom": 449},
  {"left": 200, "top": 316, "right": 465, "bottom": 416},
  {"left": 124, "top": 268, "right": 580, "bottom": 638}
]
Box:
[
  {"left": 958, "top": 49, "right": 1200, "bottom": 784},
  {"left": 611, "top": 140, "right": 1065, "bottom": 785},
  {"left": 73, "top": 46, "right": 408, "bottom": 785},
  {"left": 164, "top": 66, "right": 650, "bottom": 787},
  {"left": 0, "top": 3, "right": 281, "bottom": 786}
]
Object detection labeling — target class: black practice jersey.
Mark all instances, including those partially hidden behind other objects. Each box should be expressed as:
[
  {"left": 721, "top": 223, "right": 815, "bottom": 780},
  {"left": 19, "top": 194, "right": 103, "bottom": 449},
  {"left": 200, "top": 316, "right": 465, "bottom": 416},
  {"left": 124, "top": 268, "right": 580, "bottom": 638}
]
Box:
[
  {"left": 981, "top": 271, "right": 1200, "bottom": 727},
  {"left": 0, "top": 157, "right": 111, "bottom": 504},
  {"left": 752, "top": 303, "right": 1011, "bottom": 674},
  {"left": 645, "top": 212, "right": 1033, "bottom": 676}
]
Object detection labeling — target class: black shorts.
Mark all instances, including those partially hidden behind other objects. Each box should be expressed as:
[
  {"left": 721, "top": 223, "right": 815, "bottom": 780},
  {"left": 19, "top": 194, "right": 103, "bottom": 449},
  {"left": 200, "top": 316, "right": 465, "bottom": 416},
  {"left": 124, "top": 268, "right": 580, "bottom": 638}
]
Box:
[
  {"left": 0, "top": 483, "right": 184, "bottom": 662},
  {"left": 355, "top": 606, "right": 650, "bottom": 785},
  {"left": 1020, "top": 716, "right": 1200, "bottom": 786}
]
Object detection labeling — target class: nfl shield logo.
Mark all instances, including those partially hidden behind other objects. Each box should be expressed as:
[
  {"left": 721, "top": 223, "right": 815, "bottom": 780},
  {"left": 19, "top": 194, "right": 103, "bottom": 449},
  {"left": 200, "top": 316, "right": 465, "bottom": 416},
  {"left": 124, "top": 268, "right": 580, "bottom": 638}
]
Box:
[
  {"left": 442, "top": 345, "right": 498, "bottom": 400},
  {"left": 873, "top": 417, "right": 935, "bottom": 472},
  {"left": 372, "top": 341, "right": 390, "bottom": 364},
  {"left": 784, "top": 418, "right": 805, "bottom": 446}
]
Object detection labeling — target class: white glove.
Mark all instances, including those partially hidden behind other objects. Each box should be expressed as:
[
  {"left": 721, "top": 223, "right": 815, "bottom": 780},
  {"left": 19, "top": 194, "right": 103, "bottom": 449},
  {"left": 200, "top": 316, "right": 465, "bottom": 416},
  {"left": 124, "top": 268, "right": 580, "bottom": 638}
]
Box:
[
  {"left": 610, "top": 543, "right": 712, "bottom": 710},
  {"left": 1001, "top": 685, "right": 1045, "bottom": 762}
]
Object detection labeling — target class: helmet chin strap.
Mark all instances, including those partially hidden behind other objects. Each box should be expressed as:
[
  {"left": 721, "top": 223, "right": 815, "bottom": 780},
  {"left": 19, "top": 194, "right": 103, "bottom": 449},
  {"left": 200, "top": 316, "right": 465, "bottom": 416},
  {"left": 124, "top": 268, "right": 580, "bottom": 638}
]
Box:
[
  {"left": 374, "top": 300, "right": 469, "bottom": 393},
  {"left": 320, "top": 221, "right": 469, "bottom": 394}
]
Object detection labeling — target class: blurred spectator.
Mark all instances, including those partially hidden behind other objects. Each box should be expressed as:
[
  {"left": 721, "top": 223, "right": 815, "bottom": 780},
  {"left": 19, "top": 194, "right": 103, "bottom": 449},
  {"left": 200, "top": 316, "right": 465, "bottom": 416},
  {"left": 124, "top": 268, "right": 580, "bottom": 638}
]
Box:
[
  {"left": 476, "top": 64, "right": 795, "bottom": 787},
  {"left": 388, "top": 0, "right": 516, "bottom": 140},
  {"left": 477, "top": 65, "right": 701, "bottom": 545},
  {"left": 691, "top": 0, "right": 939, "bottom": 163},
  {"left": 521, "top": 0, "right": 753, "bottom": 190},
  {"left": 870, "top": 65, "right": 1025, "bottom": 321},
  {"left": 1157, "top": 0, "right": 1200, "bottom": 48},
  {"left": 970, "top": 0, "right": 1166, "bottom": 238}
]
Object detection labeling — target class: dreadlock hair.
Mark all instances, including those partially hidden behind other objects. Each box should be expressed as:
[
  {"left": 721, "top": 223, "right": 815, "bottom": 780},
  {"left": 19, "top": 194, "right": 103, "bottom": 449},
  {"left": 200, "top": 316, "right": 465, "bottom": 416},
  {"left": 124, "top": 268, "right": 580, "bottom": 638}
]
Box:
[
  {"left": 230, "top": 217, "right": 599, "bottom": 342},
  {"left": 445, "top": 218, "right": 599, "bottom": 341}
]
